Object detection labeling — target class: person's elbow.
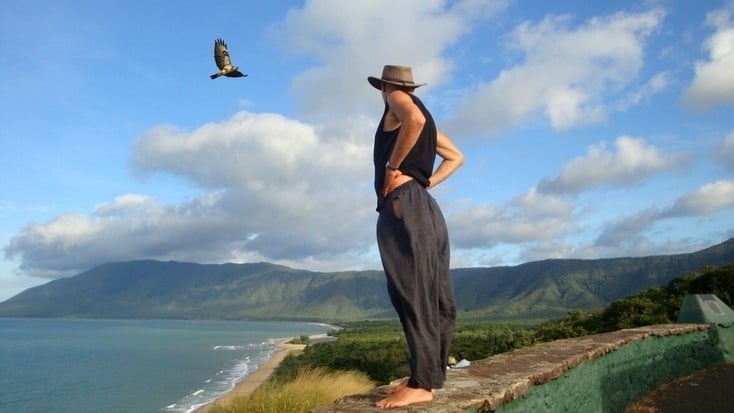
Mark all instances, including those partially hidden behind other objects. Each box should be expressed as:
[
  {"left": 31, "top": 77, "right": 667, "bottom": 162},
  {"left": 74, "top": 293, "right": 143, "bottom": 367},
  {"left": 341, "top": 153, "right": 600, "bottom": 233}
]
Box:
[
  {"left": 452, "top": 150, "right": 465, "bottom": 168},
  {"left": 407, "top": 114, "right": 426, "bottom": 132}
]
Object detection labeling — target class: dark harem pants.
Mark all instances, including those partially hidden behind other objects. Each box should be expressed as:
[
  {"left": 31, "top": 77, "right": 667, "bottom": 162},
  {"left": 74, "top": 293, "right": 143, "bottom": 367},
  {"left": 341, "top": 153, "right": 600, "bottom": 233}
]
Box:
[{"left": 376, "top": 180, "right": 456, "bottom": 390}]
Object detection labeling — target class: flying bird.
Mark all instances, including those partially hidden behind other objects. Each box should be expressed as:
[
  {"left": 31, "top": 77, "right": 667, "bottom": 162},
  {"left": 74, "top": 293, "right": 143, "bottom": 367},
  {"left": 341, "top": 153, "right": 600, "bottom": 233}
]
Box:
[{"left": 210, "top": 38, "right": 247, "bottom": 79}]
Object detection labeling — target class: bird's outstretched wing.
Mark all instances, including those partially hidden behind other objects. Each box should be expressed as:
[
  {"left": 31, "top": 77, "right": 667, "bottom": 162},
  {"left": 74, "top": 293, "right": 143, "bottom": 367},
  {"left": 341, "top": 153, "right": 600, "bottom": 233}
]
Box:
[
  {"left": 213, "top": 38, "right": 233, "bottom": 70},
  {"left": 211, "top": 38, "right": 247, "bottom": 79}
]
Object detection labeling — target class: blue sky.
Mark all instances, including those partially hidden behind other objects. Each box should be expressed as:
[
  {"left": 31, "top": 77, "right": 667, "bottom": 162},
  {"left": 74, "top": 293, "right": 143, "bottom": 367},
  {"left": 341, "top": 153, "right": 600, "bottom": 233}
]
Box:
[{"left": 1, "top": 0, "right": 733, "bottom": 302}]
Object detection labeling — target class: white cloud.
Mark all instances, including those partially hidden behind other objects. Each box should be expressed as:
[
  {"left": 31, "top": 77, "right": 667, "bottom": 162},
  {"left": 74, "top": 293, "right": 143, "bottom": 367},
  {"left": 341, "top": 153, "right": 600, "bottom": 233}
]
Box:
[
  {"left": 538, "top": 136, "right": 682, "bottom": 194},
  {"left": 518, "top": 237, "right": 715, "bottom": 265},
  {"left": 6, "top": 110, "right": 381, "bottom": 278},
  {"left": 5, "top": 214, "right": 102, "bottom": 277},
  {"left": 276, "top": 0, "right": 508, "bottom": 119},
  {"left": 130, "top": 111, "right": 367, "bottom": 190},
  {"left": 615, "top": 71, "right": 670, "bottom": 111},
  {"left": 447, "top": 8, "right": 665, "bottom": 136},
  {"left": 683, "top": 6, "right": 734, "bottom": 110},
  {"left": 449, "top": 188, "right": 575, "bottom": 249},
  {"left": 129, "top": 112, "right": 377, "bottom": 209},
  {"left": 544, "top": 85, "right": 604, "bottom": 130},
  {"left": 513, "top": 187, "right": 574, "bottom": 218},
  {"left": 94, "top": 194, "right": 156, "bottom": 217},
  {"left": 665, "top": 180, "right": 734, "bottom": 216},
  {"left": 595, "top": 208, "right": 659, "bottom": 247},
  {"left": 588, "top": 179, "right": 734, "bottom": 251},
  {"left": 4, "top": 186, "right": 379, "bottom": 278},
  {"left": 719, "top": 131, "right": 734, "bottom": 169}
]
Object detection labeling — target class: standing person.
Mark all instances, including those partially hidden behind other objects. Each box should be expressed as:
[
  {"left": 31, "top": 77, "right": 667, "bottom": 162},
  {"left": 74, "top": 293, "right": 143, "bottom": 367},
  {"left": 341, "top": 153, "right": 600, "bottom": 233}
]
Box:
[{"left": 369, "top": 65, "right": 464, "bottom": 408}]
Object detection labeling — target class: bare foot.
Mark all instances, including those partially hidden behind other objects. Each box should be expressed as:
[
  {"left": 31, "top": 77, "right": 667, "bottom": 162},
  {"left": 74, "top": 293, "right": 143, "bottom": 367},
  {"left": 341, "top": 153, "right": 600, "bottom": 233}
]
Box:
[
  {"left": 376, "top": 386, "right": 434, "bottom": 408},
  {"left": 384, "top": 378, "right": 408, "bottom": 394}
]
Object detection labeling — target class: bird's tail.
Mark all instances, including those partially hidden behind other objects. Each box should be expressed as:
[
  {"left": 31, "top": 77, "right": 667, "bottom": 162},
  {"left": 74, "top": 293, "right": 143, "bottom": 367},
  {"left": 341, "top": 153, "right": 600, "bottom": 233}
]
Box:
[{"left": 210, "top": 73, "right": 220, "bottom": 79}]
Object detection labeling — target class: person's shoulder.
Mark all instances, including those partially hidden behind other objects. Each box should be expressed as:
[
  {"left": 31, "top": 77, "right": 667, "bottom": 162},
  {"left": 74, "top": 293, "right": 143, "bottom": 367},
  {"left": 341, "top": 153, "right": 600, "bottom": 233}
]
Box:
[
  {"left": 387, "top": 90, "right": 416, "bottom": 106},
  {"left": 407, "top": 94, "right": 430, "bottom": 117}
]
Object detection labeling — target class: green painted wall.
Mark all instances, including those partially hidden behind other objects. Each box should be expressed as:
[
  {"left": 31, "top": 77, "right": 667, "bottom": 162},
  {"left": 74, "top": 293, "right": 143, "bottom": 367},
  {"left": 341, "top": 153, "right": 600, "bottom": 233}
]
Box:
[{"left": 492, "top": 325, "right": 732, "bottom": 413}]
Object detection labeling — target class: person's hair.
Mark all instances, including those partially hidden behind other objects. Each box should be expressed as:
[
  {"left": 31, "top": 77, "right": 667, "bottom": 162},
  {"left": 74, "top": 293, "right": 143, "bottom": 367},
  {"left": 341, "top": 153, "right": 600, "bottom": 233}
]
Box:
[
  {"left": 459, "top": 351, "right": 467, "bottom": 359},
  {"left": 384, "top": 82, "right": 416, "bottom": 93}
]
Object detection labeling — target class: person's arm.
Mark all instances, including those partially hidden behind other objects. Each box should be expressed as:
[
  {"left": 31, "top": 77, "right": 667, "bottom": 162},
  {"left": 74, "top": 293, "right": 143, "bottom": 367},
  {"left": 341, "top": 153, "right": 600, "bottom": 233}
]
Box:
[
  {"left": 428, "top": 130, "right": 464, "bottom": 189},
  {"left": 386, "top": 90, "right": 425, "bottom": 168},
  {"left": 382, "top": 90, "right": 425, "bottom": 196}
]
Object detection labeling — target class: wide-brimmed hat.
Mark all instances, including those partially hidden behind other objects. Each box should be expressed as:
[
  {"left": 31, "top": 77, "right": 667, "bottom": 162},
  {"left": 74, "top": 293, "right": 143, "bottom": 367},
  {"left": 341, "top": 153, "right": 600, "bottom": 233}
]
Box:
[{"left": 368, "top": 65, "right": 426, "bottom": 90}]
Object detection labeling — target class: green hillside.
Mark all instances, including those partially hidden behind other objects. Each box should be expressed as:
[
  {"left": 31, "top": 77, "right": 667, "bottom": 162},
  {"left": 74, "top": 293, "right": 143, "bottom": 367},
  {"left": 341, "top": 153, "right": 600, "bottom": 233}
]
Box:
[
  {"left": 1, "top": 238, "right": 732, "bottom": 321},
  {"left": 453, "top": 238, "right": 734, "bottom": 319}
]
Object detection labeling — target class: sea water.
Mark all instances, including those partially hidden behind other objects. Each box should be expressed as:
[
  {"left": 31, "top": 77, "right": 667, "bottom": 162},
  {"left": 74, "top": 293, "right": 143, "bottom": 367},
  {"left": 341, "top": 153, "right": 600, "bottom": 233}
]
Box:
[{"left": 0, "top": 318, "right": 336, "bottom": 413}]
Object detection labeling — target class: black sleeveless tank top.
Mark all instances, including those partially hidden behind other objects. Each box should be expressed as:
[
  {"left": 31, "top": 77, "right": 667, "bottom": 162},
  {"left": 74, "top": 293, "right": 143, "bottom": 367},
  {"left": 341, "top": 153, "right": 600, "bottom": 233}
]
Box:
[{"left": 373, "top": 94, "right": 437, "bottom": 208}]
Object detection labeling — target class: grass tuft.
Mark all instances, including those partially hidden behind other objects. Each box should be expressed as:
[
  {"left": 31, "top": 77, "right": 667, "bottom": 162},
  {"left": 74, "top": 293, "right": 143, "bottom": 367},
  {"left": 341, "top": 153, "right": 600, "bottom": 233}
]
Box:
[{"left": 208, "top": 366, "right": 375, "bottom": 413}]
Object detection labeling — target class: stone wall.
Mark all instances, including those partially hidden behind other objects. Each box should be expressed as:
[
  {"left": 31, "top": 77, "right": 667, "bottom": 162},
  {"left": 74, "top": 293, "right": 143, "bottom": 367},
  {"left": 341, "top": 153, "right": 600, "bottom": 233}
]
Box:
[{"left": 312, "top": 324, "right": 733, "bottom": 413}]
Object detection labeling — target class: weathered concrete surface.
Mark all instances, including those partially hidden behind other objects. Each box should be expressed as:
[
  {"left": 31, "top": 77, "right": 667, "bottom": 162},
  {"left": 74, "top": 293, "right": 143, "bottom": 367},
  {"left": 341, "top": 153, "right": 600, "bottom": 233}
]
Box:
[
  {"left": 625, "top": 362, "right": 734, "bottom": 413},
  {"left": 311, "top": 324, "right": 717, "bottom": 413}
]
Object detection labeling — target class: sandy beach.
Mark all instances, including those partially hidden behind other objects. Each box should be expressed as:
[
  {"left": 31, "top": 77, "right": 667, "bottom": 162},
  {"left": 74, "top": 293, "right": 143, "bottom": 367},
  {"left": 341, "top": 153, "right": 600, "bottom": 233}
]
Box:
[{"left": 195, "top": 341, "right": 306, "bottom": 412}]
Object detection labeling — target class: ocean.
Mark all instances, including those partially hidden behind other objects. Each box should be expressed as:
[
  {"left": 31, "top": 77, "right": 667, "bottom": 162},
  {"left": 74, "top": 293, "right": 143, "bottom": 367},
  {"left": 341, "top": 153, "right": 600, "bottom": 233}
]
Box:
[{"left": 0, "top": 318, "right": 336, "bottom": 413}]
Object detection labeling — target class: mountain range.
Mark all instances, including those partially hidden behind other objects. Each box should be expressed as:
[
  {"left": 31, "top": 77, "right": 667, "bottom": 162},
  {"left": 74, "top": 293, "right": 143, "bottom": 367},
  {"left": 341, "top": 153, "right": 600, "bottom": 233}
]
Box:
[{"left": 1, "top": 238, "right": 733, "bottom": 321}]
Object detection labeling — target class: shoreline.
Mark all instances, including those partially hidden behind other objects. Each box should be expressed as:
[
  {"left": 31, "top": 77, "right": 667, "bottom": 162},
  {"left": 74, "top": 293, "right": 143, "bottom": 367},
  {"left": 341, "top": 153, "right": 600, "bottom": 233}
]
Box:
[{"left": 194, "top": 340, "right": 306, "bottom": 412}]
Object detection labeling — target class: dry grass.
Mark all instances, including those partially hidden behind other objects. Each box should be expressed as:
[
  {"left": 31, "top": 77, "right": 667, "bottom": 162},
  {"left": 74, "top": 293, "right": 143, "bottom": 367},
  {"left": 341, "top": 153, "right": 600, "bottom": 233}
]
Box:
[{"left": 208, "top": 367, "right": 375, "bottom": 413}]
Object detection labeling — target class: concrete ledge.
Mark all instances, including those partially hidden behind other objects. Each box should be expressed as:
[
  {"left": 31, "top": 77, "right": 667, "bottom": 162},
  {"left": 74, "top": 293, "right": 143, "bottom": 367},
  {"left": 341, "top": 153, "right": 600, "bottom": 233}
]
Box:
[{"left": 312, "top": 324, "right": 731, "bottom": 413}]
